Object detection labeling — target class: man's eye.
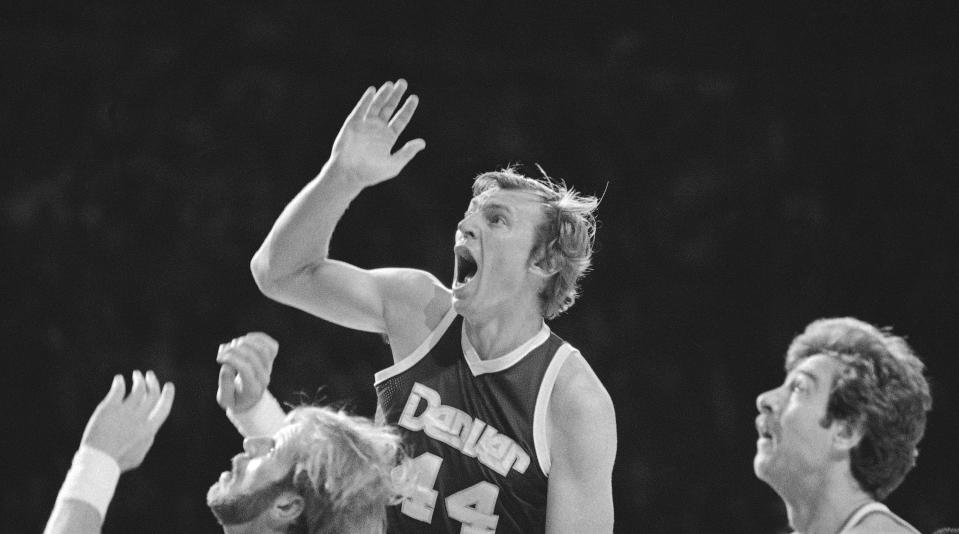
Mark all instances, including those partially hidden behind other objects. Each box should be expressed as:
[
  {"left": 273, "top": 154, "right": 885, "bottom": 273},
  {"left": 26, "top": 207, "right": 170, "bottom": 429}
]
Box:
[
  {"left": 790, "top": 380, "right": 805, "bottom": 393},
  {"left": 488, "top": 215, "right": 504, "bottom": 224}
]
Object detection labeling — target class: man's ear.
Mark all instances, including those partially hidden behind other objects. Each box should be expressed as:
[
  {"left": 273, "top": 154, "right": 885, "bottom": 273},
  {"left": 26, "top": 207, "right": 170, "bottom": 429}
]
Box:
[
  {"left": 268, "top": 491, "right": 304, "bottom": 526},
  {"left": 831, "top": 418, "right": 864, "bottom": 454},
  {"left": 529, "top": 250, "right": 560, "bottom": 278}
]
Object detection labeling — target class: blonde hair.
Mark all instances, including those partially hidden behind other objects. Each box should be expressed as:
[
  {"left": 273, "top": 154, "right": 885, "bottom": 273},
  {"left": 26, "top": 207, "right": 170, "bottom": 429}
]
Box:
[
  {"left": 284, "top": 406, "right": 406, "bottom": 534},
  {"left": 473, "top": 166, "right": 600, "bottom": 319}
]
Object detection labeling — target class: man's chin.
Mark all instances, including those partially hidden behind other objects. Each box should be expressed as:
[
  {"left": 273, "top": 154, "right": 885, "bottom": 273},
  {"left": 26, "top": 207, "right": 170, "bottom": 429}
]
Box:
[
  {"left": 206, "top": 481, "right": 225, "bottom": 506},
  {"left": 753, "top": 455, "right": 766, "bottom": 480},
  {"left": 207, "top": 475, "right": 293, "bottom": 526},
  {"left": 753, "top": 454, "right": 784, "bottom": 488},
  {"left": 207, "top": 490, "right": 250, "bottom": 527}
]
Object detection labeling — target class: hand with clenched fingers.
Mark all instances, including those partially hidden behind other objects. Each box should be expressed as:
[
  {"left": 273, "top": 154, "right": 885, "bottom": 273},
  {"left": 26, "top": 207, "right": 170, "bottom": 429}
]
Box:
[
  {"left": 329, "top": 78, "right": 426, "bottom": 187},
  {"left": 216, "top": 332, "right": 279, "bottom": 414},
  {"left": 80, "top": 370, "right": 175, "bottom": 473}
]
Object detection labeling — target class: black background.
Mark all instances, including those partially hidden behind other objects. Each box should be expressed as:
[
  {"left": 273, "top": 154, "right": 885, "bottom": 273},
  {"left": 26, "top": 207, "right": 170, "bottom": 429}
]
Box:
[{"left": 3, "top": 1, "right": 958, "bottom": 532}]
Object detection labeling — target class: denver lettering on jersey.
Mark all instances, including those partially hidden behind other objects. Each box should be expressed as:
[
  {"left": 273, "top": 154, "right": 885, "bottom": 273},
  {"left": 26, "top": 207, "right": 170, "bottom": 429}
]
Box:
[{"left": 399, "top": 382, "right": 531, "bottom": 477}]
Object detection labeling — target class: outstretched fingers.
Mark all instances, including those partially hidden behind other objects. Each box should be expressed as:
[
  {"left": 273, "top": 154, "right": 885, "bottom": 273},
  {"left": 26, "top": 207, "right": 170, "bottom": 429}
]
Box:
[
  {"left": 137, "top": 370, "right": 161, "bottom": 416},
  {"left": 100, "top": 374, "right": 126, "bottom": 407},
  {"left": 127, "top": 370, "right": 146, "bottom": 408},
  {"left": 364, "top": 81, "right": 395, "bottom": 121},
  {"left": 344, "top": 86, "right": 376, "bottom": 125},
  {"left": 393, "top": 138, "right": 427, "bottom": 167},
  {"left": 147, "top": 382, "right": 175, "bottom": 432},
  {"left": 378, "top": 79, "right": 408, "bottom": 121},
  {"left": 388, "top": 93, "right": 420, "bottom": 136}
]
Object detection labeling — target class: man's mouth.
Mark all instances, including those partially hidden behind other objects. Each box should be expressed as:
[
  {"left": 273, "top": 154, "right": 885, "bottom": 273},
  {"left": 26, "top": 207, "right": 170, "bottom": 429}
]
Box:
[
  {"left": 454, "top": 246, "right": 478, "bottom": 287},
  {"left": 226, "top": 454, "right": 244, "bottom": 480},
  {"left": 756, "top": 418, "right": 775, "bottom": 441}
]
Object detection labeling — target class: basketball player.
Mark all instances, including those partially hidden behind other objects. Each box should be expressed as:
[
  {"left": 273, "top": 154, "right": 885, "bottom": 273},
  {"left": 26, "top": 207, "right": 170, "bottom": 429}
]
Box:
[
  {"left": 44, "top": 371, "right": 175, "bottom": 534},
  {"left": 213, "top": 332, "right": 407, "bottom": 534},
  {"left": 243, "top": 79, "right": 616, "bottom": 532},
  {"left": 754, "top": 317, "right": 931, "bottom": 533},
  {"left": 46, "top": 338, "right": 405, "bottom": 534}
]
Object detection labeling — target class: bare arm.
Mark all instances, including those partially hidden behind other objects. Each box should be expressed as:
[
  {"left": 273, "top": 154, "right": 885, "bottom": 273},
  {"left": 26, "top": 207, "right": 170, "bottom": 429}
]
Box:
[
  {"left": 251, "top": 79, "right": 433, "bottom": 336},
  {"left": 545, "top": 353, "right": 617, "bottom": 534},
  {"left": 44, "top": 499, "right": 103, "bottom": 534},
  {"left": 45, "top": 372, "right": 175, "bottom": 534}
]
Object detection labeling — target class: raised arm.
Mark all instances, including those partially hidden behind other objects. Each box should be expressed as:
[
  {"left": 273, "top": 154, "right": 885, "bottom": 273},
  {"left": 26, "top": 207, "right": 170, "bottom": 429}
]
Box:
[
  {"left": 545, "top": 353, "right": 617, "bottom": 534},
  {"left": 45, "top": 372, "right": 175, "bottom": 534},
  {"left": 250, "top": 79, "right": 435, "bottom": 336}
]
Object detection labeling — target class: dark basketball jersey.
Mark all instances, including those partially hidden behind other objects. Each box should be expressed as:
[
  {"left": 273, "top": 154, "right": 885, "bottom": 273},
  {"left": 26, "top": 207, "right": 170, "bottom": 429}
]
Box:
[{"left": 374, "top": 306, "right": 575, "bottom": 534}]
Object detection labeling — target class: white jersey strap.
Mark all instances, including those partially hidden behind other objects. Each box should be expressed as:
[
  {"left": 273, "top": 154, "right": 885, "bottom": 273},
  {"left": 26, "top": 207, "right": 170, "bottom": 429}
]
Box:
[
  {"left": 374, "top": 305, "right": 458, "bottom": 386},
  {"left": 839, "top": 501, "right": 921, "bottom": 534},
  {"left": 532, "top": 343, "right": 574, "bottom": 476}
]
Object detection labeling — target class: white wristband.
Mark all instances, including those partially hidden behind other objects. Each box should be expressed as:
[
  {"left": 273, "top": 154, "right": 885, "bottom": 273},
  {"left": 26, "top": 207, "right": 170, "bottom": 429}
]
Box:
[
  {"left": 54, "top": 445, "right": 121, "bottom": 520},
  {"left": 226, "top": 390, "right": 287, "bottom": 437}
]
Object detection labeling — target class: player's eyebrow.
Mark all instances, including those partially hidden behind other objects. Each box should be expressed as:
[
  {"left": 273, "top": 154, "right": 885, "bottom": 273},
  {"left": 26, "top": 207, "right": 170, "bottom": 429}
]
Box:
[{"left": 482, "top": 201, "right": 514, "bottom": 215}]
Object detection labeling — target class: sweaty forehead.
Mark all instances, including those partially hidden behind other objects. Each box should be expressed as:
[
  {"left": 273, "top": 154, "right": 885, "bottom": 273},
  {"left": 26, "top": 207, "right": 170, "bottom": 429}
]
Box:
[{"left": 469, "top": 187, "right": 547, "bottom": 212}]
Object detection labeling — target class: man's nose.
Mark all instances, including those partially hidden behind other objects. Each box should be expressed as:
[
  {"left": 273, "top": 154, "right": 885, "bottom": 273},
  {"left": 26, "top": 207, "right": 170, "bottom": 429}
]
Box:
[
  {"left": 457, "top": 217, "right": 477, "bottom": 240},
  {"left": 756, "top": 388, "right": 776, "bottom": 414}
]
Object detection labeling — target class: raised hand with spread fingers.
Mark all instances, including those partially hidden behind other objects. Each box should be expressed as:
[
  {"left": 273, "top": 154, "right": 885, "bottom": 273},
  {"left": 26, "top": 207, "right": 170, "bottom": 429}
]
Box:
[
  {"left": 45, "top": 371, "right": 175, "bottom": 534},
  {"left": 330, "top": 79, "right": 426, "bottom": 186},
  {"left": 81, "top": 370, "right": 176, "bottom": 472}
]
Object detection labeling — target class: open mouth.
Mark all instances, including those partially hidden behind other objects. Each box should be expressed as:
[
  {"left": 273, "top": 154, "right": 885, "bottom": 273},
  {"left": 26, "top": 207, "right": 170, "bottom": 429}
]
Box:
[{"left": 454, "top": 246, "right": 478, "bottom": 287}]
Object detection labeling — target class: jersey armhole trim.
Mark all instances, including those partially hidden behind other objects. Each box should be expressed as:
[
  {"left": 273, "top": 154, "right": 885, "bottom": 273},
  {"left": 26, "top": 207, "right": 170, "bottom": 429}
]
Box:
[
  {"left": 838, "top": 501, "right": 922, "bottom": 534},
  {"left": 373, "top": 305, "right": 458, "bottom": 386},
  {"left": 533, "top": 343, "right": 574, "bottom": 477}
]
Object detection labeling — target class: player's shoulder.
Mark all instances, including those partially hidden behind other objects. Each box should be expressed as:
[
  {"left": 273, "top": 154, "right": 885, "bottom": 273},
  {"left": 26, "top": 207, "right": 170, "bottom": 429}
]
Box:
[
  {"left": 550, "top": 348, "right": 615, "bottom": 433},
  {"left": 546, "top": 347, "right": 616, "bottom": 472},
  {"left": 846, "top": 510, "right": 921, "bottom": 534},
  {"left": 373, "top": 267, "right": 449, "bottom": 294},
  {"left": 375, "top": 268, "right": 452, "bottom": 355},
  {"left": 375, "top": 268, "right": 450, "bottom": 313}
]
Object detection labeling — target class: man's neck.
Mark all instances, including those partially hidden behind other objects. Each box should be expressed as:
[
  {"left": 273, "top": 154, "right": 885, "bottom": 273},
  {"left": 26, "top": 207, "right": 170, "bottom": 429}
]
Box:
[
  {"left": 463, "top": 310, "right": 544, "bottom": 361},
  {"left": 780, "top": 468, "right": 873, "bottom": 534}
]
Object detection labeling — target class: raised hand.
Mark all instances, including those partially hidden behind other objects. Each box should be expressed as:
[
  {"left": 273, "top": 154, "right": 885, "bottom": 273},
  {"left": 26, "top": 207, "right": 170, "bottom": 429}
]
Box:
[
  {"left": 329, "top": 79, "right": 426, "bottom": 187},
  {"left": 80, "top": 371, "right": 175, "bottom": 473},
  {"left": 216, "top": 332, "right": 279, "bottom": 414}
]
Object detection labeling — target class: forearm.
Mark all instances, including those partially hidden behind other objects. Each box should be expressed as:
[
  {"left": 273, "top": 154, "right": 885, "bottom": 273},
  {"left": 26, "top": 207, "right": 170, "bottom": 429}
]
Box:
[
  {"left": 44, "top": 446, "right": 120, "bottom": 534},
  {"left": 251, "top": 159, "right": 366, "bottom": 287},
  {"left": 45, "top": 499, "right": 103, "bottom": 534}
]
